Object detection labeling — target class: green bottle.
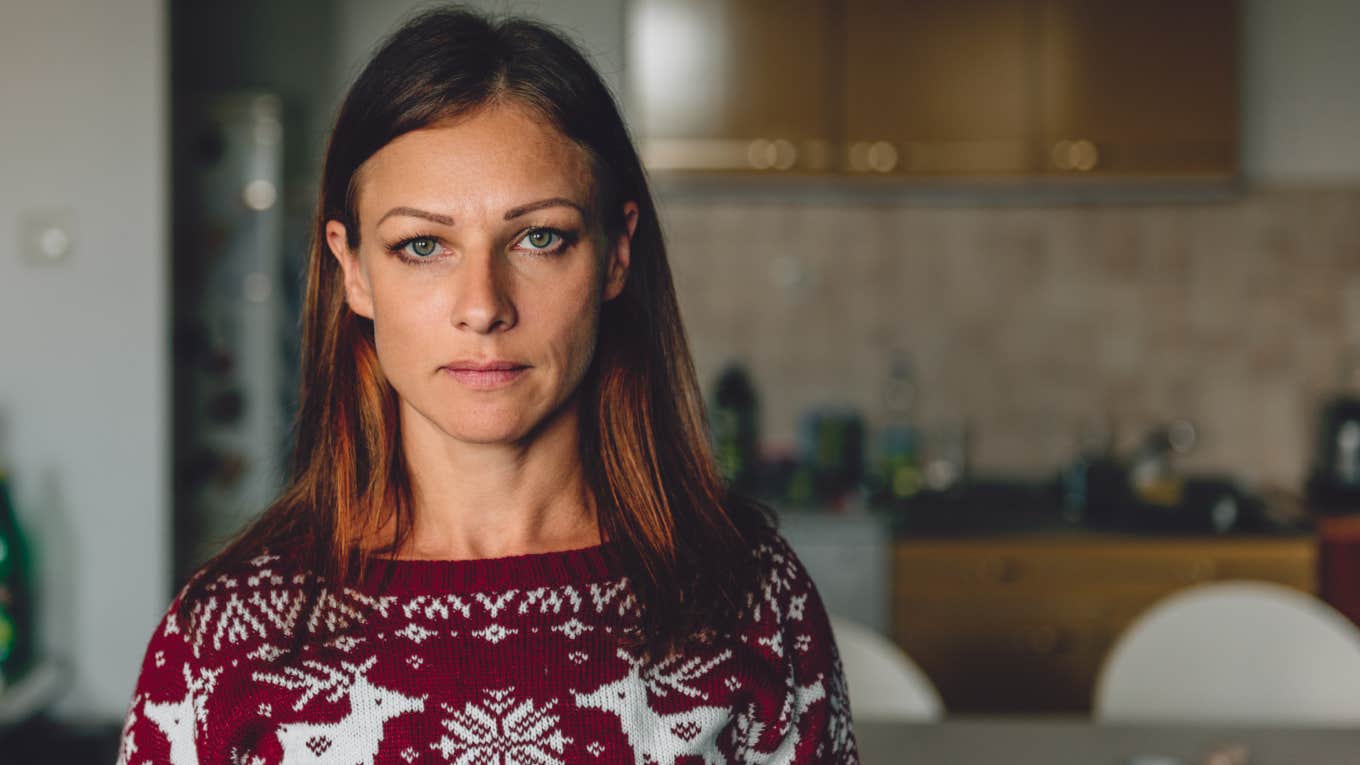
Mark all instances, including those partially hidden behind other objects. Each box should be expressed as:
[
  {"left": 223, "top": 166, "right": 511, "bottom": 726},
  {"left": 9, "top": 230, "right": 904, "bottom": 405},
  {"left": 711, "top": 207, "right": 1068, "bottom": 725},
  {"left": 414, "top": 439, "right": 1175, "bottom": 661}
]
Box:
[
  {"left": 710, "top": 365, "right": 759, "bottom": 492},
  {"left": 0, "top": 467, "right": 34, "bottom": 689}
]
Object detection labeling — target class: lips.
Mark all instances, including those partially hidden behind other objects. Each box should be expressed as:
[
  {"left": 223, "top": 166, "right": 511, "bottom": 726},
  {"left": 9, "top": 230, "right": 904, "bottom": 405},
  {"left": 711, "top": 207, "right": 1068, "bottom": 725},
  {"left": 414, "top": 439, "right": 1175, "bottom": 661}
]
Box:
[
  {"left": 440, "top": 360, "right": 529, "bottom": 390},
  {"left": 444, "top": 360, "right": 528, "bottom": 372}
]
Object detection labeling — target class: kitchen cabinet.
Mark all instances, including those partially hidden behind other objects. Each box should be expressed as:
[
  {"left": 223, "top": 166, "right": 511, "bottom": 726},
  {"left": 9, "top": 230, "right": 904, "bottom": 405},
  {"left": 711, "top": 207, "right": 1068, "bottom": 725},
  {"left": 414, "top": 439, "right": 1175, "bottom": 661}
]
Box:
[
  {"left": 628, "top": 0, "right": 837, "bottom": 172},
  {"left": 629, "top": 0, "right": 1238, "bottom": 179},
  {"left": 893, "top": 534, "right": 1316, "bottom": 714},
  {"left": 1038, "top": 0, "right": 1238, "bottom": 176},
  {"left": 843, "top": 0, "right": 1037, "bottom": 176}
]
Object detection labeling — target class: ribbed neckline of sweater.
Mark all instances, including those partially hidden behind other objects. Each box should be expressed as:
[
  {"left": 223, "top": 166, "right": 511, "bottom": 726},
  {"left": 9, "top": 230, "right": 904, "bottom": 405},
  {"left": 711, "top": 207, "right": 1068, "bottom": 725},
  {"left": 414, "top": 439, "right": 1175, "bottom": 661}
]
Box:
[{"left": 358, "top": 542, "right": 622, "bottom": 595}]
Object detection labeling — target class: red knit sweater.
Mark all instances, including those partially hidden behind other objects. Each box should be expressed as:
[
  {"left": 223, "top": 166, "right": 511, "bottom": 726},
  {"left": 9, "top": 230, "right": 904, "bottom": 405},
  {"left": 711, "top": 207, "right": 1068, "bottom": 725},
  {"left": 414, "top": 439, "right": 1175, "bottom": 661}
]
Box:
[{"left": 115, "top": 530, "right": 858, "bottom": 764}]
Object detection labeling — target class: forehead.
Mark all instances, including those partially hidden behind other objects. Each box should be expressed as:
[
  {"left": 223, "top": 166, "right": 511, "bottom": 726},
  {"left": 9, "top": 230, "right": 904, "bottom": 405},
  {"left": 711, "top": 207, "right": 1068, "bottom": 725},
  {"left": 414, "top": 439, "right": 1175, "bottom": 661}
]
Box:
[{"left": 354, "top": 103, "right": 596, "bottom": 220}]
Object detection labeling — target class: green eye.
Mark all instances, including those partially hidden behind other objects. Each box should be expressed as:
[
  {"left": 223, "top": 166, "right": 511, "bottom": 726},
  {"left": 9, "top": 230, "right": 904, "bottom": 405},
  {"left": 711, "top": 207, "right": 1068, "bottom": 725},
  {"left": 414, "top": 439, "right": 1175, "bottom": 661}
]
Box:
[
  {"left": 408, "top": 238, "right": 438, "bottom": 257},
  {"left": 523, "top": 229, "right": 560, "bottom": 250}
]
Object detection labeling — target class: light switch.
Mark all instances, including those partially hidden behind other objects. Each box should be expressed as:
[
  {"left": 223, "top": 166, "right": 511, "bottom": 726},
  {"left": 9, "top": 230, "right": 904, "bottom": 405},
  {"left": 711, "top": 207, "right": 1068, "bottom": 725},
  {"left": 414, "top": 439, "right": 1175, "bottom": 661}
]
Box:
[{"left": 19, "top": 208, "right": 77, "bottom": 265}]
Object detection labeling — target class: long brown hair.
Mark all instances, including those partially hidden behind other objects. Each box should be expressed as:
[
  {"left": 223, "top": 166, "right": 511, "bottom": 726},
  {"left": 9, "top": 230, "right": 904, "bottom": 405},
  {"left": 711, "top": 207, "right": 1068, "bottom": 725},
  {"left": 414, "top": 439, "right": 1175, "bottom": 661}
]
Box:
[{"left": 179, "top": 6, "right": 767, "bottom": 657}]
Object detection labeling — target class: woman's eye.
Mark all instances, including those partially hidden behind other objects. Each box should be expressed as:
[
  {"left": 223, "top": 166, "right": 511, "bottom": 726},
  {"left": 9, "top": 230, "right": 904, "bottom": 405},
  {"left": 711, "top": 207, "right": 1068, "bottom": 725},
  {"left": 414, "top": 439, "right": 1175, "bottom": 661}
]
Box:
[
  {"left": 519, "top": 228, "right": 562, "bottom": 252},
  {"left": 404, "top": 237, "right": 439, "bottom": 258}
]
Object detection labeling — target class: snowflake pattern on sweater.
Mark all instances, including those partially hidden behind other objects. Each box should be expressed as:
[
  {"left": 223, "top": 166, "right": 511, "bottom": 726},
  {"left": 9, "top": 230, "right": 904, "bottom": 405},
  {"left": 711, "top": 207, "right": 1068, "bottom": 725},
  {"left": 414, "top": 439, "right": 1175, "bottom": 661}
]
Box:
[{"left": 117, "top": 531, "right": 858, "bottom": 764}]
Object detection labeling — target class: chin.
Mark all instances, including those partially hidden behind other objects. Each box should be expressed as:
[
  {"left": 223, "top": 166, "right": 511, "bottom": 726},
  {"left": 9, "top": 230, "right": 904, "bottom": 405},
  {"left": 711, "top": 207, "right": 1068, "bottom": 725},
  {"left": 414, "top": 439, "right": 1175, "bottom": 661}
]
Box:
[
  {"left": 439, "top": 415, "right": 533, "bottom": 445},
  {"left": 409, "top": 388, "right": 576, "bottom": 446}
]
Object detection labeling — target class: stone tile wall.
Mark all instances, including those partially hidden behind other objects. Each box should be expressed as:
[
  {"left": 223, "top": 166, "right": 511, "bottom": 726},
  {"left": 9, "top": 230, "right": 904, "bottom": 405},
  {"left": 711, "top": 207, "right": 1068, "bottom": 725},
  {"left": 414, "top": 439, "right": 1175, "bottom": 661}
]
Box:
[{"left": 660, "top": 186, "right": 1360, "bottom": 490}]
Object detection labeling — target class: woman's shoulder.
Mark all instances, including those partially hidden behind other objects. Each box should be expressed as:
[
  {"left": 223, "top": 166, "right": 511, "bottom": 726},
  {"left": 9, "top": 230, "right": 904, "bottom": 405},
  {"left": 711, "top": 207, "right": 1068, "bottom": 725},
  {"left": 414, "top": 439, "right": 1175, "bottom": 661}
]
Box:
[
  {"left": 734, "top": 513, "right": 830, "bottom": 631},
  {"left": 715, "top": 514, "right": 859, "bottom": 762},
  {"left": 173, "top": 548, "right": 309, "bottom": 609},
  {"left": 160, "top": 548, "right": 396, "bottom": 664}
]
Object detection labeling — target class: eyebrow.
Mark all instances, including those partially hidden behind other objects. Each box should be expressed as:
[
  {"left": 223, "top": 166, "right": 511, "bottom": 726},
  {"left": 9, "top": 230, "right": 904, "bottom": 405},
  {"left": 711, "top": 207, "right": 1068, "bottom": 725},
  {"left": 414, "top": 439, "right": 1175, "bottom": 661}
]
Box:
[
  {"left": 377, "top": 207, "right": 454, "bottom": 226},
  {"left": 375, "top": 198, "right": 588, "bottom": 227},
  {"left": 503, "top": 197, "right": 587, "bottom": 220}
]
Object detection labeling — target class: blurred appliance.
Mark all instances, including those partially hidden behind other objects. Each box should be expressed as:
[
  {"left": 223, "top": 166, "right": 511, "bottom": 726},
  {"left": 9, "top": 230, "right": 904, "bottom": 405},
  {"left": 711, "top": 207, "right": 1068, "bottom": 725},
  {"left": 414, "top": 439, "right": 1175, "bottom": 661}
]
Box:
[
  {"left": 1308, "top": 395, "right": 1360, "bottom": 512},
  {"left": 173, "top": 93, "right": 288, "bottom": 577},
  {"left": 1311, "top": 360, "right": 1360, "bottom": 628}
]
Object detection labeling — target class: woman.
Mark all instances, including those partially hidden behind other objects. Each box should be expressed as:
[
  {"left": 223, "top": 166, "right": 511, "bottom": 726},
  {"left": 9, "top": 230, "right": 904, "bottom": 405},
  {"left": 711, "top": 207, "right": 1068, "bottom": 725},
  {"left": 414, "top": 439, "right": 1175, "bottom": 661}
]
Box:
[{"left": 118, "top": 7, "right": 857, "bottom": 764}]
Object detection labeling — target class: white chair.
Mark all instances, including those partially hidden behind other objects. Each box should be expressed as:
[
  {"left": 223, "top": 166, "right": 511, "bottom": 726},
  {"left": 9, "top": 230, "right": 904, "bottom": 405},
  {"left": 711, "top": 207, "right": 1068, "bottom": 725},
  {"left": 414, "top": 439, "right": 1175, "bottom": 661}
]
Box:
[
  {"left": 1094, "top": 580, "right": 1360, "bottom": 724},
  {"left": 830, "top": 615, "right": 944, "bottom": 721}
]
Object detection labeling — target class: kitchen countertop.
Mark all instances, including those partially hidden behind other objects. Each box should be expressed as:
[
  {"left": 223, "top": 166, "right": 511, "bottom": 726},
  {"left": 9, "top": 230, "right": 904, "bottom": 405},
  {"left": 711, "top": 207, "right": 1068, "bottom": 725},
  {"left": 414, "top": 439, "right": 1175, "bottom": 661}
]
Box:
[
  {"left": 855, "top": 717, "right": 1360, "bottom": 765},
  {"left": 774, "top": 478, "right": 1315, "bottom": 539},
  {"left": 0, "top": 715, "right": 121, "bottom": 764}
]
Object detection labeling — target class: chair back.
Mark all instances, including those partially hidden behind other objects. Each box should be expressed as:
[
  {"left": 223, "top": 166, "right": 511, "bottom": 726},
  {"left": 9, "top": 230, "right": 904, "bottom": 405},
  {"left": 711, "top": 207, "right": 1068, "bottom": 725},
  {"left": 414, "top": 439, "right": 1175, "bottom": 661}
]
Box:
[
  {"left": 1094, "top": 580, "right": 1360, "bottom": 724},
  {"left": 831, "top": 615, "right": 944, "bottom": 721}
]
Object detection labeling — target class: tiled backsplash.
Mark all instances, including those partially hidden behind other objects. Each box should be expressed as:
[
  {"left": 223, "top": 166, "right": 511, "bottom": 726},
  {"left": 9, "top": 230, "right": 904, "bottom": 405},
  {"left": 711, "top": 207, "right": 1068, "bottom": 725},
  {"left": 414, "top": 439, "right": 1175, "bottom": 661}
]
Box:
[{"left": 660, "top": 186, "right": 1360, "bottom": 490}]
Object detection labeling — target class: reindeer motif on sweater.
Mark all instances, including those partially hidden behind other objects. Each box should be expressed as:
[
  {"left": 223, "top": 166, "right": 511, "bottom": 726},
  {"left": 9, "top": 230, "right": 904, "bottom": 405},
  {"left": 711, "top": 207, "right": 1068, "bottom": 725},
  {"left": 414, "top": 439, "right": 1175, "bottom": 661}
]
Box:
[
  {"left": 254, "top": 656, "right": 426, "bottom": 764},
  {"left": 573, "top": 648, "right": 735, "bottom": 765}
]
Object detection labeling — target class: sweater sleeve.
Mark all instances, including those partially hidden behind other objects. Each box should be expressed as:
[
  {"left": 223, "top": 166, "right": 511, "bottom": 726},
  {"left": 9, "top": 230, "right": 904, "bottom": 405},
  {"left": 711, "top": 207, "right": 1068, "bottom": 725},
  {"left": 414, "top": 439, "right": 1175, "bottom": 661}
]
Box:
[
  {"left": 115, "top": 593, "right": 204, "bottom": 765},
  {"left": 739, "top": 530, "right": 860, "bottom": 764}
]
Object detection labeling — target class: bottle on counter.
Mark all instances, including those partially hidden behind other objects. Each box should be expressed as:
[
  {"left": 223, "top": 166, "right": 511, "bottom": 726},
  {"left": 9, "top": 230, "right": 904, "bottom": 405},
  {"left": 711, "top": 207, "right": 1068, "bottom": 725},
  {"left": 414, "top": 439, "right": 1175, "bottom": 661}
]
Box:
[
  {"left": 1058, "top": 415, "right": 1124, "bottom": 526},
  {"left": 709, "top": 364, "right": 760, "bottom": 493},
  {"left": 0, "top": 466, "right": 34, "bottom": 691},
  {"left": 799, "top": 407, "right": 867, "bottom": 510},
  {"left": 874, "top": 351, "right": 922, "bottom": 504}
]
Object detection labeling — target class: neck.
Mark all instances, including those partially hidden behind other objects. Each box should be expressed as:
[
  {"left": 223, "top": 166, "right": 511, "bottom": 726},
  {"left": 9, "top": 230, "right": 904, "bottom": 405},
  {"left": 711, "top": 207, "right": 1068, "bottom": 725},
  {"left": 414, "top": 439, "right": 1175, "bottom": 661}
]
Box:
[{"left": 393, "top": 397, "right": 601, "bottom": 561}]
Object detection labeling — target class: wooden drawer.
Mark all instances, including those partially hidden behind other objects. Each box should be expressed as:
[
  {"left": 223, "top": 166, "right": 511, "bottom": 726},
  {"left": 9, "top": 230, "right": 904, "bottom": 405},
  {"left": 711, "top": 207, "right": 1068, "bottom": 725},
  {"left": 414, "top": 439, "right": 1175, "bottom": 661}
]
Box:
[
  {"left": 896, "top": 537, "right": 1316, "bottom": 596},
  {"left": 892, "top": 535, "right": 1317, "bottom": 713}
]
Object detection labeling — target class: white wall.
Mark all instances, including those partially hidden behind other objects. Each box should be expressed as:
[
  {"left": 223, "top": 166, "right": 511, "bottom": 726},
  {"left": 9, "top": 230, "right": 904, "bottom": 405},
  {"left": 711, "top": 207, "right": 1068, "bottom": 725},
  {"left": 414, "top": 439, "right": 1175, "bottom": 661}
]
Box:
[
  {"left": 1241, "top": 0, "right": 1360, "bottom": 182},
  {"left": 0, "top": 0, "right": 167, "bottom": 720}
]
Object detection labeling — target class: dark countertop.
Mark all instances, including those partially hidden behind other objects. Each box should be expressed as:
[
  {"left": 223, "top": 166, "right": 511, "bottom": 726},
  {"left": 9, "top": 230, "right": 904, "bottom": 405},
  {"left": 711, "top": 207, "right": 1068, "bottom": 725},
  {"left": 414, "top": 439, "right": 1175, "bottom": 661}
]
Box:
[
  {"left": 855, "top": 718, "right": 1360, "bottom": 765},
  {"left": 882, "top": 478, "right": 1314, "bottom": 539},
  {"left": 775, "top": 478, "right": 1316, "bottom": 539},
  {"left": 0, "top": 716, "right": 121, "bottom": 764}
]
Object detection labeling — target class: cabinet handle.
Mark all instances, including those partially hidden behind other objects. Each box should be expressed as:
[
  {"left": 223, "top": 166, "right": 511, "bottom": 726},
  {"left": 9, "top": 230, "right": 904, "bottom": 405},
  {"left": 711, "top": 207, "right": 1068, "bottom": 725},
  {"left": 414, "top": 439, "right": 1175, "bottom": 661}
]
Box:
[
  {"left": 868, "top": 141, "right": 898, "bottom": 173},
  {"left": 1052, "top": 139, "right": 1099, "bottom": 172},
  {"left": 848, "top": 141, "right": 899, "bottom": 173},
  {"left": 747, "top": 139, "right": 798, "bottom": 171}
]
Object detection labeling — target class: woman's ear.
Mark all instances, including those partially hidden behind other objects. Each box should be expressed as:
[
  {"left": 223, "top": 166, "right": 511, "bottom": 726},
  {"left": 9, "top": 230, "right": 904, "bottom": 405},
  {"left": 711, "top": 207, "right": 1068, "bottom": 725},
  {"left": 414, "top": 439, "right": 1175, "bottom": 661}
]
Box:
[
  {"left": 603, "top": 202, "right": 639, "bottom": 302},
  {"left": 325, "top": 220, "right": 375, "bottom": 319}
]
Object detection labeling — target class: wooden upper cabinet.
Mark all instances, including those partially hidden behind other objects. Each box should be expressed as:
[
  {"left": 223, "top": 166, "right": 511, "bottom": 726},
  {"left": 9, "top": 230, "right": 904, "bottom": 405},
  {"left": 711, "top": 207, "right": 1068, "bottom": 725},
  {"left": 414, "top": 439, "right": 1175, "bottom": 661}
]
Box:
[
  {"left": 1039, "top": 0, "right": 1239, "bottom": 177},
  {"left": 627, "top": 0, "right": 1239, "bottom": 178},
  {"left": 844, "top": 0, "right": 1039, "bottom": 177},
  {"left": 628, "top": 0, "right": 836, "bottom": 173}
]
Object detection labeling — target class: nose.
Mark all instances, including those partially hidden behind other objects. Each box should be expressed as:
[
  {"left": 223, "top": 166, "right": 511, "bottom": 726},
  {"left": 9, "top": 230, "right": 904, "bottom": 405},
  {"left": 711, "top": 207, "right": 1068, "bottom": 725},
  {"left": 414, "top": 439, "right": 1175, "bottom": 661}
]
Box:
[{"left": 450, "top": 248, "right": 516, "bottom": 334}]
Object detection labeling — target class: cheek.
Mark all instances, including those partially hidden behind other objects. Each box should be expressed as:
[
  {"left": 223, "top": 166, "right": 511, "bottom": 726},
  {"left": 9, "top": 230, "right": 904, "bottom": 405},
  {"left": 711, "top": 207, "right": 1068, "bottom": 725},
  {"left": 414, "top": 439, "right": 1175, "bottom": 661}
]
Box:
[
  {"left": 367, "top": 277, "right": 449, "bottom": 378},
  {"left": 565, "top": 306, "right": 601, "bottom": 380},
  {"left": 549, "top": 282, "right": 604, "bottom": 369}
]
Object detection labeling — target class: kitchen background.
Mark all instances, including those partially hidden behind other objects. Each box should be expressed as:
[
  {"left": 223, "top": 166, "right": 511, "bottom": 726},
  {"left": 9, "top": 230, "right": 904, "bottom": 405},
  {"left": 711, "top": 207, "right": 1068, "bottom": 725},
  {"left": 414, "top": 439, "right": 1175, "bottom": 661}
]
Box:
[{"left": 3, "top": 0, "right": 1360, "bottom": 756}]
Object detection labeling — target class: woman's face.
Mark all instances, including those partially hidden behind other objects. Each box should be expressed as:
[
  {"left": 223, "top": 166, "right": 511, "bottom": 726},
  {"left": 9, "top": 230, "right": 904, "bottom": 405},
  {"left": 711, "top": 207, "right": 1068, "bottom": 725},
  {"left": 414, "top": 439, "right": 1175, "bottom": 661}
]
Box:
[{"left": 326, "top": 103, "right": 637, "bottom": 448}]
